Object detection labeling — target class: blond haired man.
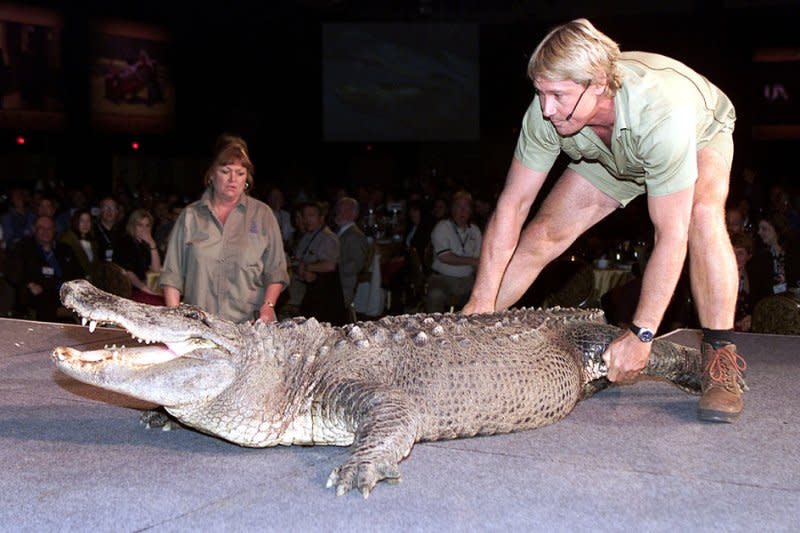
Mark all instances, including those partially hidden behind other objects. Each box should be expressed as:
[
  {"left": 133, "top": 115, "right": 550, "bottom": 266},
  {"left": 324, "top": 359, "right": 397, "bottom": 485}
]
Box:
[{"left": 463, "top": 19, "right": 745, "bottom": 422}]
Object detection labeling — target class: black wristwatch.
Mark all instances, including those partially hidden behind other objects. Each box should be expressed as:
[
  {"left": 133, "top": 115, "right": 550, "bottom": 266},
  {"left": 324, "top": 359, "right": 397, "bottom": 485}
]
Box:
[{"left": 629, "top": 323, "right": 655, "bottom": 343}]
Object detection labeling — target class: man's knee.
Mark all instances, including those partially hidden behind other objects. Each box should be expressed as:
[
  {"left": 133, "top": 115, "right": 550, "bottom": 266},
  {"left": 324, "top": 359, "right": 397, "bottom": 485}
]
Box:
[
  {"left": 518, "top": 217, "right": 570, "bottom": 260},
  {"left": 691, "top": 198, "right": 726, "bottom": 235}
]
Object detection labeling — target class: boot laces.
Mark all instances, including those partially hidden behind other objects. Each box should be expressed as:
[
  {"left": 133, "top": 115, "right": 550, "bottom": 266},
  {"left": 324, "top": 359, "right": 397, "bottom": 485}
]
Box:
[{"left": 705, "top": 345, "right": 747, "bottom": 385}]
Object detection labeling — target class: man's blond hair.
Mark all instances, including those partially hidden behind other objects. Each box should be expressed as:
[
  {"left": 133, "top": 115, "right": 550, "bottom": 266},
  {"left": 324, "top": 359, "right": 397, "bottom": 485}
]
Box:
[{"left": 527, "top": 18, "right": 622, "bottom": 97}]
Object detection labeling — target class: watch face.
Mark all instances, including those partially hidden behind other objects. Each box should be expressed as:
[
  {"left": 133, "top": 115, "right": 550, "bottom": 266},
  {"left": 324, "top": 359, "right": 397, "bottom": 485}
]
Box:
[{"left": 639, "top": 329, "right": 654, "bottom": 342}]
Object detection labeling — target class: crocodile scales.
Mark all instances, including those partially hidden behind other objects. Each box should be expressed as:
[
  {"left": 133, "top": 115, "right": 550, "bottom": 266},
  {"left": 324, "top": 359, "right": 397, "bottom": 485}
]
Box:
[{"left": 52, "top": 279, "right": 706, "bottom": 497}]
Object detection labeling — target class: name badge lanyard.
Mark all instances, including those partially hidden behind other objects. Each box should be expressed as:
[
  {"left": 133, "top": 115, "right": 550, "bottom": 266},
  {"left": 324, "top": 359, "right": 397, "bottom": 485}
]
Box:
[
  {"left": 301, "top": 229, "right": 322, "bottom": 260},
  {"left": 451, "top": 221, "right": 470, "bottom": 255}
]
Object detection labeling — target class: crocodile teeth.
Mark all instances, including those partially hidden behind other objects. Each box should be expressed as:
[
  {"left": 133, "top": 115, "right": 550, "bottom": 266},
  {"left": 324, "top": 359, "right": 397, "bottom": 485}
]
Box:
[
  {"left": 81, "top": 317, "right": 88, "bottom": 327},
  {"left": 88, "top": 320, "right": 97, "bottom": 333}
]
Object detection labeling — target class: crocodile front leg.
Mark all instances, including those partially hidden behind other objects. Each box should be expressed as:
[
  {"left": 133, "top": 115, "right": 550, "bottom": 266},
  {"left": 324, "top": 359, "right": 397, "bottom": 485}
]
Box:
[{"left": 321, "top": 382, "right": 420, "bottom": 498}]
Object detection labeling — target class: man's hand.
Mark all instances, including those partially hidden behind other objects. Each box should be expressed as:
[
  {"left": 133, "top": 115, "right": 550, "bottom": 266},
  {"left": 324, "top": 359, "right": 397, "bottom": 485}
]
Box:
[
  {"left": 461, "top": 299, "right": 493, "bottom": 315},
  {"left": 601, "top": 330, "right": 652, "bottom": 382}
]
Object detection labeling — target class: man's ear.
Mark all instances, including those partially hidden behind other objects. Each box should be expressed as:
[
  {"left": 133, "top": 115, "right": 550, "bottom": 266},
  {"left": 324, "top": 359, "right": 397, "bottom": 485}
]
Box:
[{"left": 592, "top": 71, "right": 608, "bottom": 95}]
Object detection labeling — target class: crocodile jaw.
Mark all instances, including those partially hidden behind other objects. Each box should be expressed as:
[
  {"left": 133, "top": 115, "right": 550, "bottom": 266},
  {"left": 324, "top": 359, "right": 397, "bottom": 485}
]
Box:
[{"left": 52, "top": 344, "right": 236, "bottom": 407}]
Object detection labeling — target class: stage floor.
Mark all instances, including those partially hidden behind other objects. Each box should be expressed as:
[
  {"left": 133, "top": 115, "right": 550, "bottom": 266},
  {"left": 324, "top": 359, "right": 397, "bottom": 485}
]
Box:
[{"left": 1, "top": 318, "right": 798, "bottom": 531}]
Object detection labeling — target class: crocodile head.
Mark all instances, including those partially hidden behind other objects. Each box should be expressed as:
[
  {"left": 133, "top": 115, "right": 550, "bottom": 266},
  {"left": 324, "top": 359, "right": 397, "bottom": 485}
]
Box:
[
  {"left": 52, "top": 280, "right": 327, "bottom": 447},
  {"left": 52, "top": 279, "right": 244, "bottom": 407}
]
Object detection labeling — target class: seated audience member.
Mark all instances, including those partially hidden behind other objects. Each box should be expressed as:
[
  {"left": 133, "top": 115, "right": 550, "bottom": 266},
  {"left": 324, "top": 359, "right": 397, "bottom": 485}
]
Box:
[
  {"left": 295, "top": 201, "right": 346, "bottom": 325},
  {"left": 7, "top": 215, "right": 82, "bottom": 322},
  {"left": 95, "top": 196, "right": 124, "bottom": 263},
  {"left": 267, "top": 186, "right": 295, "bottom": 248},
  {"left": 115, "top": 209, "right": 164, "bottom": 305},
  {"left": 284, "top": 204, "right": 308, "bottom": 310},
  {"left": 430, "top": 196, "right": 449, "bottom": 225},
  {"left": 768, "top": 185, "right": 800, "bottom": 232},
  {"left": 1, "top": 186, "right": 34, "bottom": 249},
  {"left": 725, "top": 205, "right": 747, "bottom": 238},
  {"left": 405, "top": 200, "right": 433, "bottom": 264},
  {"left": 334, "top": 197, "right": 369, "bottom": 309},
  {"left": 748, "top": 215, "right": 799, "bottom": 306},
  {"left": 58, "top": 209, "right": 99, "bottom": 280},
  {"left": 154, "top": 200, "right": 186, "bottom": 255},
  {"left": 36, "top": 195, "right": 67, "bottom": 236},
  {"left": 395, "top": 200, "right": 434, "bottom": 311},
  {"left": 161, "top": 134, "right": 288, "bottom": 323},
  {"left": 731, "top": 233, "right": 754, "bottom": 332},
  {"left": 425, "top": 191, "right": 482, "bottom": 313}
]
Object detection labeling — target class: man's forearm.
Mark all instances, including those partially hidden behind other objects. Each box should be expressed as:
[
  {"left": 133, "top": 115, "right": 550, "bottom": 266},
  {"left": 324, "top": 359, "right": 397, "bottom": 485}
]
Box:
[
  {"left": 469, "top": 209, "right": 521, "bottom": 308},
  {"left": 633, "top": 234, "right": 688, "bottom": 331}
]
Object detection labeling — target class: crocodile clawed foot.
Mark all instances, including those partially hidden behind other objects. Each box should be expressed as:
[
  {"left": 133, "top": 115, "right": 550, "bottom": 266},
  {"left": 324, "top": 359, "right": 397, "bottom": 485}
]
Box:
[
  {"left": 139, "top": 409, "right": 179, "bottom": 431},
  {"left": 326, "top": 459, "right": 402, "bottom": 498}
]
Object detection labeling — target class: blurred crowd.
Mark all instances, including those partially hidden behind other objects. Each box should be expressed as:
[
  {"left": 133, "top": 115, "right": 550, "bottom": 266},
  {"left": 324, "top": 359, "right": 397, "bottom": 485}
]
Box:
[{"left": 0, "top": 159, "right": 797, "bottom": 330}]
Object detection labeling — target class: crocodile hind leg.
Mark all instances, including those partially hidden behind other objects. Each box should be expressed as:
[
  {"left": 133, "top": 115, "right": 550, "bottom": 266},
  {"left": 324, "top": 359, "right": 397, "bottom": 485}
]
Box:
[{"left": 323, "top": 383, "right": 420, "bottom": 498}]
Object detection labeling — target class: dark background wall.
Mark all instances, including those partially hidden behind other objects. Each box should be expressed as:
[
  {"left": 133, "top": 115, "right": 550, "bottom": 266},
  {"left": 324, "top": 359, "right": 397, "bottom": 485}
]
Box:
[{"left": 1, "top": 0, "right": 798, "bottom": 195}]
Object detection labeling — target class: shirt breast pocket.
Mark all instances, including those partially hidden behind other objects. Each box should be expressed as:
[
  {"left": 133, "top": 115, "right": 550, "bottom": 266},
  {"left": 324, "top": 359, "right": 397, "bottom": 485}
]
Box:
[{"left": 619, "top": 162, "right": 646, "bottom": 179}]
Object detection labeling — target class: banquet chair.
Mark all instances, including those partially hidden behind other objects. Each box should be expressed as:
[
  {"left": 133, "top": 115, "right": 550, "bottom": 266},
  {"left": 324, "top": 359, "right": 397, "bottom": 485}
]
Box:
[{"left": 752, "top": 294, "right": 800, "bottom": 335}]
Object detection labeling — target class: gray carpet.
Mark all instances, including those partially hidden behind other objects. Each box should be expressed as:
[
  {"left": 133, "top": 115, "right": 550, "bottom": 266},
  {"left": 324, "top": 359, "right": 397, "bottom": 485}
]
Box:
[{"left": 1, "top": 318, "right": 797, "bottom": 532}]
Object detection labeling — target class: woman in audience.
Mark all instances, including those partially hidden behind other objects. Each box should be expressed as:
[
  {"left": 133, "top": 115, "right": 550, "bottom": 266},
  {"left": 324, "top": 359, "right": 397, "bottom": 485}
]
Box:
[
  {"left": 748, "top": 215, "right": 798, "bottom": 307},
  {"left": 115, "top": 208, "right": 164, "bottom": 305},
  {"left": 58, "top": 209, "right": 98, "bottom": 280},
  {"left": 160, "top": 134, "right": 289, "bottom": 323}
]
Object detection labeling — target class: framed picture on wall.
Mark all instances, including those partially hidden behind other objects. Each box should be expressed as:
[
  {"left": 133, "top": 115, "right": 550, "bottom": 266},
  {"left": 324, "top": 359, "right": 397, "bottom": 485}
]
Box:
[
  {"left": 90, "top": 19, "right": 175, "bottom": 133},
  {"left": 0, "top": 4, "right": 65, "bottom": 130}
]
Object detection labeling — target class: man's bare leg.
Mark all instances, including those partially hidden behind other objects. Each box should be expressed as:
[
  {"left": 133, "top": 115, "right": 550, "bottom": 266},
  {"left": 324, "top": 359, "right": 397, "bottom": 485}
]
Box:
[
  {"left": 495, "top": 170, "right": 619, "bottom": 310},
  {"left": 688, "top": 145, "right": 737, "bottom": 329},
  {"left": 689, "top": 142, "right": 745, "bottom": 423}
]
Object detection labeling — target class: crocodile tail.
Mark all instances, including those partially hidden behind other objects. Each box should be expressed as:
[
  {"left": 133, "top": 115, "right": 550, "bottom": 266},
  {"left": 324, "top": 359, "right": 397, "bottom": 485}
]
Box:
[
  {"left": 643, "top": 340, "right": 703, "bottom": 395},
  {"left": 563, "top": 322, "right": 703, "bottom": 396}
]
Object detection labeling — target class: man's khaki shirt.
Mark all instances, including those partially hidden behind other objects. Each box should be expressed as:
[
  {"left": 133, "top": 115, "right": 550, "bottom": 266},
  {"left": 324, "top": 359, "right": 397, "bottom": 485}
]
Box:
[{"left": 515, "top": 51, "right": 736, "bottom": 206}]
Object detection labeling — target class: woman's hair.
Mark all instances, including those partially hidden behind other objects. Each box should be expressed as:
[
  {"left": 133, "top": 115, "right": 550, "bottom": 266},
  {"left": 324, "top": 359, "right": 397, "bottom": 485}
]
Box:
[
  {"left": 204, "top": 134, "right": 255, "bottom": 192},
  {"left": 70, "top": 208, "right": 94, "bottom": 238},
  {"left": 758, "top": 215, "right": 793, "bottom": 249},
  {"left": 527, "top": 18, "right": 622, "bottom": 97},
  {"left": 125, "top": 208, "right": 154, "bottom": 238}
]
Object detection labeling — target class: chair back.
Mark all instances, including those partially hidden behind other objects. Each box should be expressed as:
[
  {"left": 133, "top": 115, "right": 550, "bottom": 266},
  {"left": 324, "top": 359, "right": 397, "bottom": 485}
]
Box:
[
  {"left": 93, "top": 262, "right": 133, "bottom": 299},
  {"left": 752, "top": 294, "right": 800, "bottom": 335},
  {"left": 519, "top": 257, "right": 593, "bottom": 309}
]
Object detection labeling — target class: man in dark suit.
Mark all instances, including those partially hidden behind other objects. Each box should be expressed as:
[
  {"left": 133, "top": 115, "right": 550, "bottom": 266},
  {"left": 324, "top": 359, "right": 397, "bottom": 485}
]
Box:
[
  {"left": 8, "top": 215, "right": 82, "bottom": 322},
  {"left": 334, "top": 197, "right": 370, "bottom": 309}
]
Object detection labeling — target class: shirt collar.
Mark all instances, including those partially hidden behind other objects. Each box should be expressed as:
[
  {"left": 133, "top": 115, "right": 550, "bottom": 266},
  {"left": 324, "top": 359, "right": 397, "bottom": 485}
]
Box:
[
  {"left": 201, "top": 188, "right": 247, "bottom": 211},
  {"left": 337, "top": 221, "right": 354, "bottom": 236}
]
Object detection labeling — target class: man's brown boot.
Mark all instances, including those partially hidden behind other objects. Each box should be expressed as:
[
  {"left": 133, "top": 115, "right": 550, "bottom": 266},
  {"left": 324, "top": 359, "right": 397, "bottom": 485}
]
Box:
[{"left": 698, "top": 343, "right": 747, "bottom": 423}]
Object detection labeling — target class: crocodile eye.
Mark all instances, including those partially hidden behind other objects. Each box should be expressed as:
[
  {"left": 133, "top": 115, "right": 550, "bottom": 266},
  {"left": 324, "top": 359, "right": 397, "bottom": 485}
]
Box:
[
  {"left": 184, "top": 309, "right": 204, "bottom": 320},
  {"left": 183, "top": 308, "right": 212, "bottom": 327}
]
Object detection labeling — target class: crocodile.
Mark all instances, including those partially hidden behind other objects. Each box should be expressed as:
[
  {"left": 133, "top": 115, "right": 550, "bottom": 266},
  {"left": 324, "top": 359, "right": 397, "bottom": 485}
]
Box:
[{"left": 52, "top": 279, "right": 708, "bottom": 498}]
